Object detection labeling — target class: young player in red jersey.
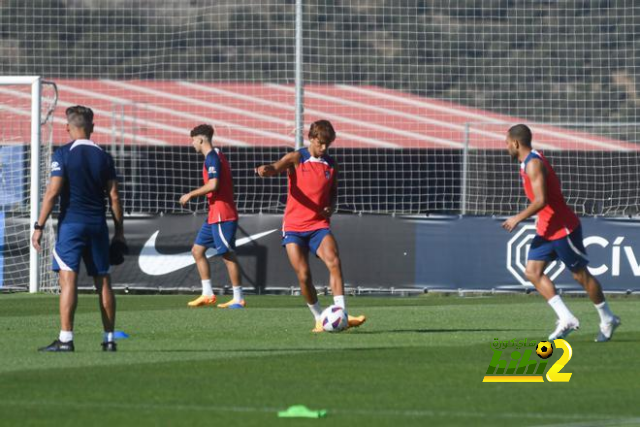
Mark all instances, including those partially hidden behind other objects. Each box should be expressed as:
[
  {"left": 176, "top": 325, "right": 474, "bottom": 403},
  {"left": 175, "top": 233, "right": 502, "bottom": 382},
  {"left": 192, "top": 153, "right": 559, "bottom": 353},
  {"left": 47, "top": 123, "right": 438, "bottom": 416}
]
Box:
[
  {"left": 180, "top": 124, "right": 245, "bottom": 309},
  {"left": 503, "top": 124, "right": 620, "bottom": 342},
  {"left": 256, "top": 120, "right": 366, "bottom": 332}
]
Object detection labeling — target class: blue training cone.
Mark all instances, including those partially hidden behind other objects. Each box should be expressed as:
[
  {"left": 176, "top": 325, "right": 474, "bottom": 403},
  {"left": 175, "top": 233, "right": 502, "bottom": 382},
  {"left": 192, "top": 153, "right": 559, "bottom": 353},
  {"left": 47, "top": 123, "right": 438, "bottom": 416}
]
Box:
[{"left": 114, "top": 331, "right": 129, "bottom": 340}]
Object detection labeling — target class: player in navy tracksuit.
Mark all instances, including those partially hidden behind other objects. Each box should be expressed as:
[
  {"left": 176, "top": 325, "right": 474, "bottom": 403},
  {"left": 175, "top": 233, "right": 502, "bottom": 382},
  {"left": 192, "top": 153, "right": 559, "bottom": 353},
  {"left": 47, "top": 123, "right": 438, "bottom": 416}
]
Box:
[{"left": 32, "top": 105, "right": 125, "bottom": 352}]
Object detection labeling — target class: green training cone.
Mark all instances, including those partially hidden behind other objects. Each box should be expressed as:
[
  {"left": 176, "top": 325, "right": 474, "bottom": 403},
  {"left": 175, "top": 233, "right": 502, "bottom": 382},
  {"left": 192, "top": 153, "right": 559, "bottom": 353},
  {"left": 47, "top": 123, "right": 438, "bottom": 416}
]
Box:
[{"left": 277, "top": 405, "right": 327, "bottom": 418}]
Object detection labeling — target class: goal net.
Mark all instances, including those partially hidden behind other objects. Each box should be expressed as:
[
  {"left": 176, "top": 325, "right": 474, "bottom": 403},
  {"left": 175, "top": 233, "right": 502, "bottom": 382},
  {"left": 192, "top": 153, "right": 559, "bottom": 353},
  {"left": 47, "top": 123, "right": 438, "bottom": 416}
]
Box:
[
  {"left": 301, "top": 1, "right": 640, "bottom": 216},
  {"left": 0, "top": 78, "right": 58, "bottom": 292},
  {"left": 1, "top": 1, "right": 639, "bottom": 287}
]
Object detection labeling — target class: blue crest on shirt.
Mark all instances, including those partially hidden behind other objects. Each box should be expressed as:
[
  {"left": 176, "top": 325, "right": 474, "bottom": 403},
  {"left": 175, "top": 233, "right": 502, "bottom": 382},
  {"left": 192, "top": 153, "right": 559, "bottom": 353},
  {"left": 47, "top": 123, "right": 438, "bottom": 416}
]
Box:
[{"left": 325, "top": 171, "right": 330, "bottom": 180}]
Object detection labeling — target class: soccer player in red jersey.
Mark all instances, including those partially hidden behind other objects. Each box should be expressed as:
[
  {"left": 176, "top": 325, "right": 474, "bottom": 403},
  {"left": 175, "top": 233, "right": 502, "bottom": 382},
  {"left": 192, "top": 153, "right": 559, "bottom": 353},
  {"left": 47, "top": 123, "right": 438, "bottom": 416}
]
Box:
[
  {"left": 180, "top": 124, "right": 245, "bottom": 309},
  {"left": 256, "top": 120, "right": 366, "bottom": 332},
  {"left": 503, "top": 124, "right": 620, "bottom": 342}
]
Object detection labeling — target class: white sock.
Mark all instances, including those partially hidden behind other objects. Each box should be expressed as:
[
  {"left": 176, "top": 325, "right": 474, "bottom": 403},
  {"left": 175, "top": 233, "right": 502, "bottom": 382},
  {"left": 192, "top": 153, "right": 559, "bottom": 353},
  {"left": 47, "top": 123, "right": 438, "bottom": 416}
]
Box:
[
  {"left": 307, "top": 302, "right": 323, "bottom": 321},
  {"left": 595, "top": 301, "right": 615, "bottom": 324},
  {"left": 548, "top": 295, "right": 575, "bottom": 322},
  {"left": 333, "top": 295, "right": 346, "bottom": 310},
  {"left": 103, "top": 332, "right": 114, "bottom": 343},
  {"left": 59, "top": 330, "right": 73, "bottom": 343},
  {"left": 233, "top": 286, "right": 243, "bottom": 301},
  {"left": 201, "top": 279, "right": 213, "bottom": 297}
]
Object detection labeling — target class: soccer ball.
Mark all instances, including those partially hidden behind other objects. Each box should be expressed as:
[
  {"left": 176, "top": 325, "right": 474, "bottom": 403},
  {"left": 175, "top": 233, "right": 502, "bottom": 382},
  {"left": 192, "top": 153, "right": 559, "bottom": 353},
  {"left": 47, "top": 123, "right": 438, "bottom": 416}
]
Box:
[
  {"left": 321, "top": 305, "right": 348, "bottom": 332},
  {"left": 536, "top": 341, "right": 554, "bottom": 359}
]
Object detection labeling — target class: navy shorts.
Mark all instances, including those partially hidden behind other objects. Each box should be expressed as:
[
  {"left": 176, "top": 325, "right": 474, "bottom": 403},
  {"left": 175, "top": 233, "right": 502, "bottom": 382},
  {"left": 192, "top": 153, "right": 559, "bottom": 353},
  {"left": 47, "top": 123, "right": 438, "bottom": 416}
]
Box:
[
  {"left": 194, "top": 220, "right": 237, "bottom": 255},
  {"left": 527, "top": 226, "right": 589, "bottom": 272},
  {"left": 282, "top": 228, "right": 331, "bottom": 256},
  {"left": 53, "top": 221, "right": 110, "bottom": 276}
]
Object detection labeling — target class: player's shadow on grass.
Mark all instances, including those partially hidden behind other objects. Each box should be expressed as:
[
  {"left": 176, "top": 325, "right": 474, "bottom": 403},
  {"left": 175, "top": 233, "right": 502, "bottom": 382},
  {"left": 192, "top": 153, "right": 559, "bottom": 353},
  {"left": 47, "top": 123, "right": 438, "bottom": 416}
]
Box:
[{"left": 356, "top": 328, "right": 532, "bottom": 335}]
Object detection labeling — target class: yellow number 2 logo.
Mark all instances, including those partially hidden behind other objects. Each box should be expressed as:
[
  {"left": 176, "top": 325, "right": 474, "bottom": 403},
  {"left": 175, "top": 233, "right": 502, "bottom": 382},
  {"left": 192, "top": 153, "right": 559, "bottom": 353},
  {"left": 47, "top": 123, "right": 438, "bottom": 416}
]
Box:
[{"left": 546, "top": 339, "right": 573, "bottom": 382}]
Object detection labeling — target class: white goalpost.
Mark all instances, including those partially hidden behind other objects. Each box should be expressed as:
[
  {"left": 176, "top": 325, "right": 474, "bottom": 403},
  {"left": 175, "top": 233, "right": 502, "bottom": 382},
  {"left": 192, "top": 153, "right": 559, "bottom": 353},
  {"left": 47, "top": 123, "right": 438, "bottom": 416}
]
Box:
[{"left": 0, "top": 76, "right": 57, "bottom": 293}]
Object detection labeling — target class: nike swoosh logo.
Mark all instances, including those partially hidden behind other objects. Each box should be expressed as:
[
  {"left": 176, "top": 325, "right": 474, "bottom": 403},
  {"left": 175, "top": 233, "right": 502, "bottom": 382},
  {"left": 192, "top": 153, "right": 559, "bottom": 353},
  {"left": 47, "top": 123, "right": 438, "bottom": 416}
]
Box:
[{"left": 138, "top": 228, "right": 278, "bottom": 276}]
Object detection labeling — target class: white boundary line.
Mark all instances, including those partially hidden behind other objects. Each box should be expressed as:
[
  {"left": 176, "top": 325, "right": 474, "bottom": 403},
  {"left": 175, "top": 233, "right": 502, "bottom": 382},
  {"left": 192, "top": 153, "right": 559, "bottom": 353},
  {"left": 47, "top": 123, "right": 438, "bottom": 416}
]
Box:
[
  {"left": 0, "top": 87, "right": 183, "bottom": 146},
  {"left": 177, "top": 81, "right": 401, "bottom": 148},
  {"left": 337, "top": 85, "right": 632, "bottom": 152},
  {"left": 0, "top": 101, "right": 168, "bottom": 146},
  {"left": 101, "top": 80, "right": 294, "bottom": 145},
  {"left": 301, "top": 86, "right": 558, "bottom": 151},
  {"left": 178, "top": 81, "right": 294, "bottom": 112},
  {"left": 57, "top": 83, "right": 269, "bottom": 146},
  {"left": 268, "top": 84, "right": 462, "bottom": 149}
]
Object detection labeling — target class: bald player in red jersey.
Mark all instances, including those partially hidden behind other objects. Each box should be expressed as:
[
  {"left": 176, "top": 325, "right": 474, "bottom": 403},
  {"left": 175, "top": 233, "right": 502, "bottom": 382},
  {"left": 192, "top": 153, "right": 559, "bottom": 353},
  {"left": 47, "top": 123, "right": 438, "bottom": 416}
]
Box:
[
  {"left": 256, "top": 120, "right": 366, "bottom": 332},
  {"left": 503, "top": 124, "right": 620, "bottom": 342}
]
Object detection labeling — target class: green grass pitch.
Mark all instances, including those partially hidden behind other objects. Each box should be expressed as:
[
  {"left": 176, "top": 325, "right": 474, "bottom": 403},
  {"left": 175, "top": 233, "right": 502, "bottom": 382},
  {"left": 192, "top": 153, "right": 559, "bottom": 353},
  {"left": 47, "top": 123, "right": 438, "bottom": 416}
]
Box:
[{"left": 1, "top": 294, "right": 639, "bottom": 426}]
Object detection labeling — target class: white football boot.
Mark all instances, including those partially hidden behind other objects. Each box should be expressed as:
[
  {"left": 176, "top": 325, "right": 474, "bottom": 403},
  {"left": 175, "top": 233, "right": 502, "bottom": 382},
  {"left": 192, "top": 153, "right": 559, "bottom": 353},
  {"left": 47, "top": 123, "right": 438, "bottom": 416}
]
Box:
[
  {"left": 548, "top": 317, "right": 580, "bottom": 341},
  {"left": 595, "top": 316, "right": 621, "bottom": 343}
]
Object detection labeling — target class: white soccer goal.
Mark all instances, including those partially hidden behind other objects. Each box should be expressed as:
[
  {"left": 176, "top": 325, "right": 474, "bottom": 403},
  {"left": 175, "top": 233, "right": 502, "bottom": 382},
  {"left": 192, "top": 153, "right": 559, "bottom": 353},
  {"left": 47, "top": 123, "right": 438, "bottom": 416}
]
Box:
[{"left": 0, "top": 76, "right": 58, "bottom": 293}]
